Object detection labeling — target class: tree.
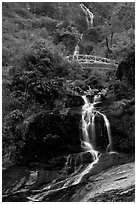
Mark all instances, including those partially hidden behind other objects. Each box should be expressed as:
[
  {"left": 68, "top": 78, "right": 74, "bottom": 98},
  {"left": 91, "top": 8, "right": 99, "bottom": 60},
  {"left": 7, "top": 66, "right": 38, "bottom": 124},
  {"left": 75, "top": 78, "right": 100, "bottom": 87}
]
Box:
[
  {"left": 109, "top": 16, "right": 122, "bottom": 47},
  {"left": 111, "top": 2, "right": 135, "bottom": 30},
  {"left": 116, "top": 49, "right": 135, "bottom": 87}
]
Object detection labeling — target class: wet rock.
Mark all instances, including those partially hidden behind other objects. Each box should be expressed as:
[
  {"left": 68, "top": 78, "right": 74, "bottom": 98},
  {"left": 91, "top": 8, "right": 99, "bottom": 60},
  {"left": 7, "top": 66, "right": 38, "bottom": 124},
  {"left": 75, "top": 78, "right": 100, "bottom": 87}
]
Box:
[
  {"left": 94, "top": 94, "right": 102, "bottom": 103},
  {"left": 48, "top": 151, "right": 94, "bottom": 173},
  {"left": 93, "top": 113, "right": 109, "bottom": 153},
  {"left": 80, "top": 151, "right": 94, "bottom": 164},
  {"left": 2, "top": 152, "right": 134, "bottom": 202}
]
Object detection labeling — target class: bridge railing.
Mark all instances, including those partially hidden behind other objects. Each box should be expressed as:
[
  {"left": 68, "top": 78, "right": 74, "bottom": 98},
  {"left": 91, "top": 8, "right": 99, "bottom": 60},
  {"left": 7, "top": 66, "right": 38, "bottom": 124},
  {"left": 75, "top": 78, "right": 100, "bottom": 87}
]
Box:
[{"left": 66, "top": 54, "right": 116, "bottom": 65}]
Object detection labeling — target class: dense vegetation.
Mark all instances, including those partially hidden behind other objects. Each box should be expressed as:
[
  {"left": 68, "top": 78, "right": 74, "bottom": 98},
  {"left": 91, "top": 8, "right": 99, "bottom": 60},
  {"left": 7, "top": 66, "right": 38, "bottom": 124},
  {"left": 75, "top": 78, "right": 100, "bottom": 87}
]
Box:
[{"left": 2, "top": 2, "right": 135, "bottom": 167}]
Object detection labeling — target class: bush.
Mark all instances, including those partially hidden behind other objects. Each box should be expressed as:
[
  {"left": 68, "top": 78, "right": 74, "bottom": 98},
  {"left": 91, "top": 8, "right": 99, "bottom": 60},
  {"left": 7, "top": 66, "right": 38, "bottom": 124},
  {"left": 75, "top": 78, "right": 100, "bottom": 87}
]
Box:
[
  {"left": 116, "top": 49, "right": 135, "bottom": 87},
  {"left": 2, "top": 39, "right": 84, "bottom": 165},
  {"left": 30, "top": 16, "right": 57, "bottom": 32}
]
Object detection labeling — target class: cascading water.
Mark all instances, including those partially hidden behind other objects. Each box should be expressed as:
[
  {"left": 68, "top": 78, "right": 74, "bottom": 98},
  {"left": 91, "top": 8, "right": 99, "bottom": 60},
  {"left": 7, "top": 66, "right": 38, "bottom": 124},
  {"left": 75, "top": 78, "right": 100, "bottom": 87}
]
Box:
[
  {"left": 3, "top": 91, "right": 113, "bottom": 202},
  {"left": 73, "top": 4, "right": 94, "bottom": 59},
  {"left": 81, "top": 94, "right": 112, "bottom": 153},
  {"left": 96, "top": 111, "right": 112, "bottom": 151},
  {"left": 72, "top": 94, "right": 112, "bottom": 184},
  {"left": 73, "top": 44, "right": 79, "bottom": 59},
  {"left": 81, "top": 95, "right": 96, "bottom": 150},
  {"left": 11, "top": 91, "right": 112, "bottom": 201},
  {"left": 80, "top": 4, "right": 94, "bottom": 29}
]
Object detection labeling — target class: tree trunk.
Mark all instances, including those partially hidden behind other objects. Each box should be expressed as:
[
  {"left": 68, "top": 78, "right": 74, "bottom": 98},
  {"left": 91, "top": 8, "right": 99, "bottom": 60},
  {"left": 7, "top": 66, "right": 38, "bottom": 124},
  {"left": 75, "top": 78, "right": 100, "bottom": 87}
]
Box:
[
  {"left": 110, "top": 32, "right": 114, "bottom": 47},
  {"left": 105, "top": 38, "right": 110, "bottom": 58},
  {"left": 106, "top": 37, "right": 109, "bottom": 50}
]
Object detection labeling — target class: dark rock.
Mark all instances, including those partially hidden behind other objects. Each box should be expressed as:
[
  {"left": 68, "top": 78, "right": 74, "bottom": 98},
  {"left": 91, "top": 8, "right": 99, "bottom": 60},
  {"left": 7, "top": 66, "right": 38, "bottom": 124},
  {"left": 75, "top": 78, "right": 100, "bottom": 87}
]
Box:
[
  {"left": 93, "top": 113, "right": 109, "bottom": 153},
  {"left": 103, "top": 100, "right": 135, "bottom": 154},
  {"left": 21, "top": 110, "right": 82, "bottom": 163},
  {"left": 111, "top": 127, "right": 134, "bottom": 153},
  {"left": 55, "top": 151, "right": 94, "bottom": 174},
  {"left": 65, "top": 95, "right": 84, "bottom": 108}
]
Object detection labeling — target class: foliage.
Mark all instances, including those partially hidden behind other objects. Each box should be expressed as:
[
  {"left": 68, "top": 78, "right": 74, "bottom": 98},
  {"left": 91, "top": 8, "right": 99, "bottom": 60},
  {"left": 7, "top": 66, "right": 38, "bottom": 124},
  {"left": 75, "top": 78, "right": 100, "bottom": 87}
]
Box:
[
  {"left": 2, "top": 2, "right": 135, "bottom": 166},
  {"left": 111, "top": 2, "right": 135, "bottom": 30},
  {"left": 116, "top": 49, "right": 135, "bottom": 87},
  {"left": 3, "top": 2, "right": 135, "bottom": 65},
  {"left": 9, "top": 40, "right": 82, "bottom": 109},
  {"left": 28, "top": 2, "right": 59, "bottom": 18},
  {"left": 2, "top": 3, "right": 58, "bottom": 67},
  {"left": 113, "top": 80, "right": 133, "bottom": 100},
  {"left": 2, "top": 39, "right": 84, "bottom": 165}
]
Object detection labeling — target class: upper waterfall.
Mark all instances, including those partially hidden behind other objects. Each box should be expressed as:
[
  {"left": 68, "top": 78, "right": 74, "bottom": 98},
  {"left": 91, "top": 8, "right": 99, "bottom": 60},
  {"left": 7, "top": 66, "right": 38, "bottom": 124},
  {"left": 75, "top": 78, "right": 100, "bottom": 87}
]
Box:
[{"left": 80, "top": 4, "right": 94, "bottom": 29}]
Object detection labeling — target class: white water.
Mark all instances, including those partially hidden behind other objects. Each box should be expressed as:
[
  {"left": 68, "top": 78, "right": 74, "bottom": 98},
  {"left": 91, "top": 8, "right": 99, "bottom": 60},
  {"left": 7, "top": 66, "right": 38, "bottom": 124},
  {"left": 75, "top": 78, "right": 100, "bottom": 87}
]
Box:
[
  {"left": 73, "top": 44, "right": 79, "bottom": 59},
  {"left": 73, "top": 94, "right": 112, "bottom": 184},
  {"left": 27, "top": 94, "right": 112, "bottom": 201},
  {"left": 82, "top": 94, "right": 112, "bottom": 153},
  {"left": 73, "top": 4, "right": 94, "bottom": 58},
  {"left": 80, "top": 4, "right": 94, "bottom": 29},
  {"left": 96, "top": 111, "right": 112, "bottom": 151}
]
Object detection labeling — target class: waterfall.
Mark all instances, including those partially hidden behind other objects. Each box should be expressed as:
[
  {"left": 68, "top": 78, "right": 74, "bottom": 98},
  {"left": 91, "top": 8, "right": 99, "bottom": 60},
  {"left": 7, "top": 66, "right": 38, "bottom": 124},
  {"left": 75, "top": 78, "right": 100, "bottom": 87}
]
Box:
[
  {"left": 73, "top": 44, "right": 79, "bottom": 59},
  {"left": 80, "top": 4, "right": 94, "bottom": 29},
  {"left": 73, "top": 94, "right": 112, "bottom": 184},
  {"left": 81, "top": 95, "right": 95, "bottom": 150},
  {"left": 96, "top": 111, "right": 112, "bottom": 151},
  {"left": 81, "top": 94, "right": 112, "bottom": 153},
  {"left": 73, "top": 4, "right": 94, "bottom": 59},
  {"left": 27, "top": 94, "right": 112, "bottom": 201}
]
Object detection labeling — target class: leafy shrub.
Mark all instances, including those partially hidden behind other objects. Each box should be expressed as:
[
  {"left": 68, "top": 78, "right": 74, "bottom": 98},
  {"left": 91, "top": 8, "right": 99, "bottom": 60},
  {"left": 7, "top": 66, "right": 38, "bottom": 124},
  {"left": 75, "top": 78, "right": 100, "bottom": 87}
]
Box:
[
  {"left": 116, "top": 49, "right": 135, "bottom": 87},
  {"left": 2, "top": 47, "right": 11, "bottom": 66},
  {"left": 30, "top": 16, "right": 57, "bottom": 32},
  {"left": 28, "top": 2, "right": 58, "bottom": 18},
  {"left": 2, "top": 39, "right": 84, "bottom": 165}
]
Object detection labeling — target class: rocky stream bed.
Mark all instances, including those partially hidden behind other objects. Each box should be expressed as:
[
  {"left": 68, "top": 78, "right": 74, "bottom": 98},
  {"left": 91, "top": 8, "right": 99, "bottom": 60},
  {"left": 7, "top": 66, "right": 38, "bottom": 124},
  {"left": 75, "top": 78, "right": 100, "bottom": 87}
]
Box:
[
  {"left": 2, "top": 90, "right": 135, "bottom": 202},
  {"left": 2, "top": 152, "right": 134, "bottom": 202}
]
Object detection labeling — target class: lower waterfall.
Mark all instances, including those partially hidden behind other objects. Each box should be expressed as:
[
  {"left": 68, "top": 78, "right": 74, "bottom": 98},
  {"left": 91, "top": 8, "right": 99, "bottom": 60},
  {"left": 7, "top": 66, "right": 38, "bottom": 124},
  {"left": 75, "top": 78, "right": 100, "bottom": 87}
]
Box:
[
  {"left": 72, "top": 95, "right": 112, "bottom": 184},
  {"left": 26, "top": 94, "right": 112, "bottom": 201}
]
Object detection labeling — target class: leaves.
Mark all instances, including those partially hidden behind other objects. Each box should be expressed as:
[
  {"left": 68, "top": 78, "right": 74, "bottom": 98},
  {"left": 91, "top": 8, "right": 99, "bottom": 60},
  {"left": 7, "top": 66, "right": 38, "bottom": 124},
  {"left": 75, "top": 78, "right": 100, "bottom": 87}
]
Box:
[{"left": 110, "top": 16, "right": 122, "bottom": 34}]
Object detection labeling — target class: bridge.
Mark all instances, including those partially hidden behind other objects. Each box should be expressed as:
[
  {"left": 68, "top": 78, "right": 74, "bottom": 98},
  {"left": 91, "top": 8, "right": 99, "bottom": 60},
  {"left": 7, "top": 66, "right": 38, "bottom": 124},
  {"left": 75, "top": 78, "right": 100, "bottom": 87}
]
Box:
[{"left": 66, "top": 54, "right": 118, "bottom": 69}]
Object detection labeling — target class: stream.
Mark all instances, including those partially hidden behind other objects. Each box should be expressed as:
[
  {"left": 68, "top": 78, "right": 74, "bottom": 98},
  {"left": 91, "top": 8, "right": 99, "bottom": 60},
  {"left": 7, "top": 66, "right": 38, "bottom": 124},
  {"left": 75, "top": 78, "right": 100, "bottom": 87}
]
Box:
[{"left": 2, "top": 94, "right": 135, "bottom": 202}]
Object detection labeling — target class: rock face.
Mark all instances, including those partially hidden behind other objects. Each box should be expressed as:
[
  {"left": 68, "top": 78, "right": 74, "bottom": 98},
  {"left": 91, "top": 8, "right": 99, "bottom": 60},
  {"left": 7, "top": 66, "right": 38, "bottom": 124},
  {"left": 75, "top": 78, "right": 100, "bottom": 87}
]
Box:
[
  {"left": 93, "top": 113, "right": 109, "bottom": 153},
  {"left": 2, "top": 91, "right": 135, "bottom": 202},
  {"left": 21, "top": 110, "right": 82, "bottom": 163},
  {"left": 2, "top": 153, "right": 135, "bottom": 202},
  {"left": 107, "top": 99, "right": 135, "bottom": 153},
  {"left": 20, "top": 94, "right": 135, "bottom": 164},
  {"left": 73, "top": 160, "right": 135, "bottom": 202}
]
